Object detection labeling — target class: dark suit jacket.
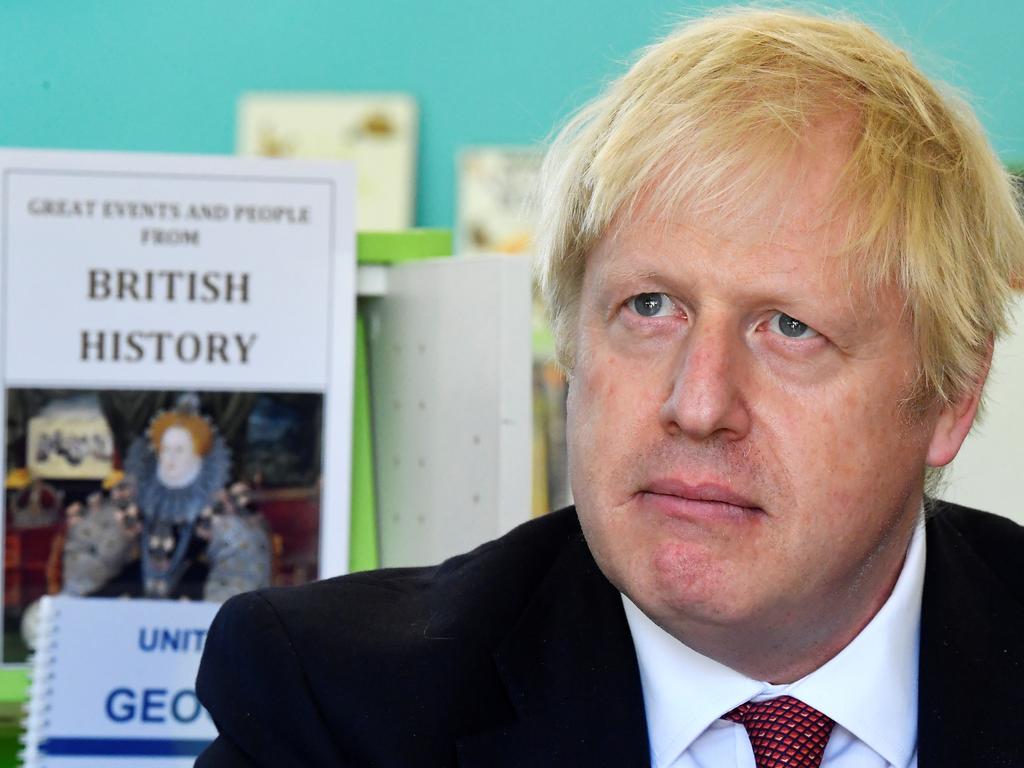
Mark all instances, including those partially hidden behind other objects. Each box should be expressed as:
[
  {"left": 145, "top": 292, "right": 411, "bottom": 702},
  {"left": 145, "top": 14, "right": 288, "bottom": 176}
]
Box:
[{"left": 195, "top": 500, "right": 1024, "bottom": 767}]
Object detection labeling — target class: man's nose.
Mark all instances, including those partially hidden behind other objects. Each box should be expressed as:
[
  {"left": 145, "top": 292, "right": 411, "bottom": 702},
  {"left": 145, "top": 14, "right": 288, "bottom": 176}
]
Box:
[{"left": 658, "top": 319, "right": 752, "bottom": 441}]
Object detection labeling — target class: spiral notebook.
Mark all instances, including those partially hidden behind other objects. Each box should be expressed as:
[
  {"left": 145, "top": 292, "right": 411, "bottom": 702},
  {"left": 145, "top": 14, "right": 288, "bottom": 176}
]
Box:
[{"left": 22, "top": 595, "right": 220, "bottom": 767}]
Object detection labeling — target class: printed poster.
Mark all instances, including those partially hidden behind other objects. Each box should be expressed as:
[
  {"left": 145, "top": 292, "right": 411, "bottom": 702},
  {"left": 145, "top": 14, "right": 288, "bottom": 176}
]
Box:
[{"left": 0, "top": 149, "right": 356, "bottom": 663}]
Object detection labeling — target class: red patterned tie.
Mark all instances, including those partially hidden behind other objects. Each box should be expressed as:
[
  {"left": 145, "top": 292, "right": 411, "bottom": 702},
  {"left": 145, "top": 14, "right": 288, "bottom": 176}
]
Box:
[{"left": 723, "top": 695, "right": 836, "bottom": 768}]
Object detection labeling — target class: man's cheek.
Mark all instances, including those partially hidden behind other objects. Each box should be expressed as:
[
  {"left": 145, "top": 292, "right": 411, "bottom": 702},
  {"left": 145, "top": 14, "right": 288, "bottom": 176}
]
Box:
[
  {"left": 571, "top": 363, "right": 630, "bottom": 434},
  {"left": 580, "top": 352, "right": 627, "bottom": 399}
]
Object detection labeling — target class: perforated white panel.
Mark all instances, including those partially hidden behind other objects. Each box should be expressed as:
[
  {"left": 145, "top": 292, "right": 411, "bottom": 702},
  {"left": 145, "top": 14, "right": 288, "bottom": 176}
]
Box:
[{"left": 363, "top": 255, "right": 532, "bottom": 567}]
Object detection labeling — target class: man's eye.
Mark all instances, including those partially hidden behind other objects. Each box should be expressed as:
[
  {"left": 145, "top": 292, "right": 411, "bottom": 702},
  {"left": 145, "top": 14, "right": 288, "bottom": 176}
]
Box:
[
  {"left": 769, "top": 312, "right": 820, "bottom": 340},
  {"left": 628, "top": 293, "right": 675, "bottom": 318}
]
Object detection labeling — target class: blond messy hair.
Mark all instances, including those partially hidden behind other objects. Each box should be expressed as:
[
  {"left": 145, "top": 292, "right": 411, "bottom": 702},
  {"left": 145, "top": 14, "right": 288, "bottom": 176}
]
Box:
[{"left": 535, "top": 6, "right": 1024, "bottom": 411}]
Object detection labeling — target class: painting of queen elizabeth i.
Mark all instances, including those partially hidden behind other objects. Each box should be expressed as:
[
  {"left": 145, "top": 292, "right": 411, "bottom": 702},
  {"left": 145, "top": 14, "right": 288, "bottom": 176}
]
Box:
[
  {"left": 3, "top": 389, "right": 324, "bottom": 662},
  {"left": 62, "top": 393, "right": 271, "bottom": 601}
]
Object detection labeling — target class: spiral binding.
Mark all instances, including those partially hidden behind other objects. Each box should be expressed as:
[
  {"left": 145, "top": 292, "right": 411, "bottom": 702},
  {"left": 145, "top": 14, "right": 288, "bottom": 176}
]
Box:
[{"left": 20, "top": 596, "right": 59, "bottom": 767}]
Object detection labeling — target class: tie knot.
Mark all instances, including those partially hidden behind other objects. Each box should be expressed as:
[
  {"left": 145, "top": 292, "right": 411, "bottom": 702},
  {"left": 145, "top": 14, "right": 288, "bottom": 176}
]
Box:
[{"left": 723, "top": 695, "right": 836, "bottom": 768}]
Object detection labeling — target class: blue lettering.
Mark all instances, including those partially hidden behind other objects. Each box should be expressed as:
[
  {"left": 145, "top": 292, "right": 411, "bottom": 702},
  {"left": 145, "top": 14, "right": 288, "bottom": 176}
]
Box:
[
  {"left": 105, "top": 687, "right": 207, "bottom": 724},
  {"left": 138, "top": 628, "right": 157, "bottom": 652},
  {"left": 171, "top": 689, "right": 202, "bottom": 723},
  {"left": 105, "top": 688, "right": 135, "bottom": 722},
  {"left": 160, "top": 629, "right": 180, "bottom": 651},
  {"left": 136, "top": 627, "right": 209, "bottom": 652},
  {"left": 141, "top": 688, "right": 168, "bottom": 723}
]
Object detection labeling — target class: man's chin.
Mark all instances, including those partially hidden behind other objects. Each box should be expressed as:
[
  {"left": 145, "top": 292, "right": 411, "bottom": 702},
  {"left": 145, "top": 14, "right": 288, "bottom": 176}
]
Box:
[
  {"left": 640, "top": 546, "right": 764, "bottom": 626},
  {"left": 627, "top": 580, "right": 763, "bottom": 645}
]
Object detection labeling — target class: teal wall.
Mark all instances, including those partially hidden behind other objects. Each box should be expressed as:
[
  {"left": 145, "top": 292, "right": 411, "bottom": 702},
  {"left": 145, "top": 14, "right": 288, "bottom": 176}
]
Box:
[{"left": 0, "top": 1, "right": 1020, "bottom": 228}]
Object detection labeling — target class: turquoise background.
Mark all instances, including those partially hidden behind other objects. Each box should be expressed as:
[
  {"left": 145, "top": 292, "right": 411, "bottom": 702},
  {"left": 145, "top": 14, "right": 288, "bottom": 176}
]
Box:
[{"left": 0, "top": 1, "right": 1020, "bottom": 228}]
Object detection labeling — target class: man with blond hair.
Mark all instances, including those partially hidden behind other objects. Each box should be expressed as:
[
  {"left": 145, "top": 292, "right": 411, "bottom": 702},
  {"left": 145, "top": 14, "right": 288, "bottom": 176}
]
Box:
[{"left": 197, "top": 8, "right": 1024, "bottom": 767}]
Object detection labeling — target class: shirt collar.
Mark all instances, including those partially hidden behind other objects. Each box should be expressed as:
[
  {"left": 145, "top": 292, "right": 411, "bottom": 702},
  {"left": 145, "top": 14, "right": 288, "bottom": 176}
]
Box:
[{"left": 623, "top": 515, "right": 925, "bottom": 768}]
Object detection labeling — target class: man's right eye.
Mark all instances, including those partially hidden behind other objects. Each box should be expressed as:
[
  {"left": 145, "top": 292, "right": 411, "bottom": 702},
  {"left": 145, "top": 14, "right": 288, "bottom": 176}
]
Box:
[{"left": 629, "top": 293, "right": 675, "bottom": 318}]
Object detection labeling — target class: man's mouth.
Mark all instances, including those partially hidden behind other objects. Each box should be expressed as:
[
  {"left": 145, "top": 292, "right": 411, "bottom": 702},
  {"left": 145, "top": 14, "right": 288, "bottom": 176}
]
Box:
[{"left": 638, "top": 479, "right": 763, "bottom": 520}]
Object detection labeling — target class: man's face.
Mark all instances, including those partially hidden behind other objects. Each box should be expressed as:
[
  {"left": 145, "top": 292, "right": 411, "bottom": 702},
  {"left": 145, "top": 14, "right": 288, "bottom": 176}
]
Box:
[{"left": 567, "top": 131, "right": 957, "bottom": 664}]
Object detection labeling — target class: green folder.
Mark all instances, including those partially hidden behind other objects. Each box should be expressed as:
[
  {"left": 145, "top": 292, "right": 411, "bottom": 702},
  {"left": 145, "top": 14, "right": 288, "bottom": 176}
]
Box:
[
  {"left": 349, "top": 313, "right": 379, "bottom": 572},
  {"left": 356, "top": 229, "right": 452, "bottom": 265},
  {"left": 0, "top": 668, "right": 27, "bottom": 766}
]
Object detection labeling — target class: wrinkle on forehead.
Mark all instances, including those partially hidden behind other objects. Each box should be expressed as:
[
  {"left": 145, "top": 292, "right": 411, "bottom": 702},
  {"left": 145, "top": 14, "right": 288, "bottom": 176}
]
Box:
[
  {"left": 613, "top": 112, "right": 859, "bottom": 237},
  {"left": 595, "top": 210, "right": 841, "bottom": 307}
]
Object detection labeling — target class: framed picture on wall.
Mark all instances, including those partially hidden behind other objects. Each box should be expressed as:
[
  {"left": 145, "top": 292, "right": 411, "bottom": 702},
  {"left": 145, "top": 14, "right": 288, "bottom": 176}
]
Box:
[{"left": 237, "top": 92, "right": 418, "bottom": 231}]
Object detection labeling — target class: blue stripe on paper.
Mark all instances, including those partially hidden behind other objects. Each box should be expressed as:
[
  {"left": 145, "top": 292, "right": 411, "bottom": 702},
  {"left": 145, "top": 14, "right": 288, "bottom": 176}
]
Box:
[{"left": 40, "top": 737, "right": 211, "bottom": 757}]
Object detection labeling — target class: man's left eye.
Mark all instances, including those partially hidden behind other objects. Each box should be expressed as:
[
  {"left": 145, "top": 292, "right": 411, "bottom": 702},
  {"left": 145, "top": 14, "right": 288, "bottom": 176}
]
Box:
[
  {"left": 628, "top": 293, "right": 675, "bottom": 318},
  {"left": 768, "top": 312, "right": 820, "bottom": 340}
]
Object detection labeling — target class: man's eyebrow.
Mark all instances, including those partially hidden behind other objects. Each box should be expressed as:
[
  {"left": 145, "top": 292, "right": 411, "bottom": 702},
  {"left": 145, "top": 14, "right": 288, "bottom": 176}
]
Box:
[
  {"left": 598, "top": 266, "right": 661, "bottom": 285},
  {"left": 592, "top": 251, "right": 676, "bottom": 283}
]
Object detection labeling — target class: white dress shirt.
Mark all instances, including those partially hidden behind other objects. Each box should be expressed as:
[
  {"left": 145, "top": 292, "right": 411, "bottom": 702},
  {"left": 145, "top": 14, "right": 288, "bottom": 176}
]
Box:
[{"left": 623, "top": 517, "right": 925, "bottom": 768}]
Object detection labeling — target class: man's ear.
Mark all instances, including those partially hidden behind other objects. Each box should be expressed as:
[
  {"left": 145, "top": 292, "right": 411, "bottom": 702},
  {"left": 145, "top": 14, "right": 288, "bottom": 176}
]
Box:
[{"left": 926, "top": 340, "right": 994, "bottom": 468}]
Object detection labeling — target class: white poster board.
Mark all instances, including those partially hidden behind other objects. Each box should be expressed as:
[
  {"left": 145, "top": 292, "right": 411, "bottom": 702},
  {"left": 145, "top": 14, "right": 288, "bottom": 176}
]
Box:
[{"left": 0, "top": 149, "right": 355, "bottom": 663}]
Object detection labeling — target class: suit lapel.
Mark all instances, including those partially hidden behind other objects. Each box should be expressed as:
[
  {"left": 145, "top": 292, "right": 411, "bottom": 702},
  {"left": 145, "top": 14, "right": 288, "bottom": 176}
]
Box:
[
  {"left": 918, "top": 510, "right": 1024, "bottom": 767},
  {"left": 455, "top": 531, "right": 650, "bottom": 768}
]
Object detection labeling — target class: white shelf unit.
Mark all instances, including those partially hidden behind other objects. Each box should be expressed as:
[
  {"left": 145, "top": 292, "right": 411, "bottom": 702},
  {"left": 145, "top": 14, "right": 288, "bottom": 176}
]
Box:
[{"left": 358, "top": 255, "right": 533, "bottom": 567}]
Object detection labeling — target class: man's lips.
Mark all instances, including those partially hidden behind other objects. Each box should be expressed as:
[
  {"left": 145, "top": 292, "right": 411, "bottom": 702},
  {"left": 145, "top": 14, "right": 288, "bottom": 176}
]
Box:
[{"left": 638, "top": 479, "right": 763, "bottom": 519}]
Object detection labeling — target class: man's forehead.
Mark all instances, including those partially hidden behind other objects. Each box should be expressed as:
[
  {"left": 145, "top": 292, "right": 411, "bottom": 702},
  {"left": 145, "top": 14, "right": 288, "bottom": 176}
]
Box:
[
  {"left": 603, "top": 211, "right": 835, "bottom": 258},
  {"left": 590, "top": 120, "right": 875, "bottom": 288},
  {"left": 593, "top": 211, "right": 842, "bottom": 292},
  {"left": 618, "top": 111, "right": 860, "bottom": 225},
  {"left": 614, "top": 204, "right": 823, "bottom": 257}
]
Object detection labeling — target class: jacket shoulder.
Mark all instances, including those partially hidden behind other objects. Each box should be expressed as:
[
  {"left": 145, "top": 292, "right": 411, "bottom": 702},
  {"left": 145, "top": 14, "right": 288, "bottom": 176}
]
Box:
[
  {"left": 198, "top": 508, "right": 585, "bottom": 766},
  {"left": 197, "top": 588, "right": 344, "bottom": 767},
  {"left": 264, "top": 506, "right": 583, "bottom": 646},
  {"left": 927, "top": 498, "right": 1024, "bottom": 601}
]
